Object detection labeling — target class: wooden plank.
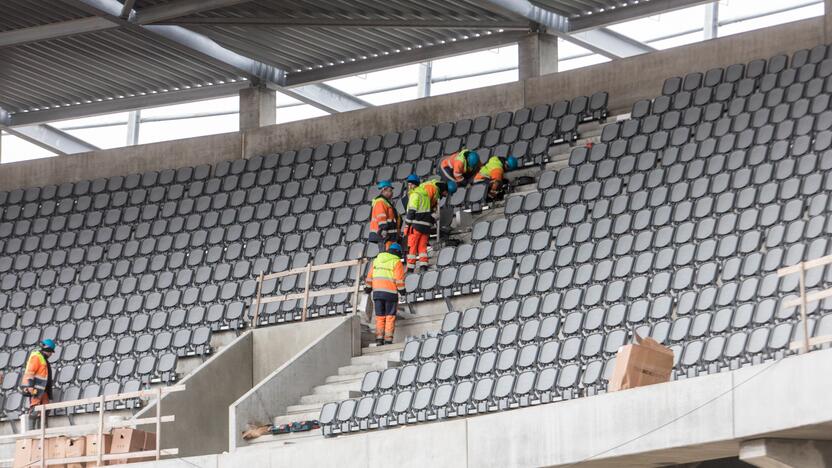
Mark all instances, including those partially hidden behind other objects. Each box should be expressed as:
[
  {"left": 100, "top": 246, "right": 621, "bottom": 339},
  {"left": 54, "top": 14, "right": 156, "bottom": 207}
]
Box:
[
  {"left": 789, "top": 335, "right": 832, "bottom": 350},
  {"left": 32, "top": 449, "right": 179, "bottom": 465},
  {"left": 782, "top": 287, "right": 832, "bottom": 308},
  {"left": 258, "top": 286, "right": 356, "bottom": 305},
  {"left": 2, "top": 417, "right": 176, "bottom": 442},
  {"left": 261, "top": 259, "right": 361, "bottom": 281},
  {"left": 777, "top": 254, "right": 832, "bottom": 277},
  {"left": 32, "top": 385, "right": 185, "bottom": 411},
  {"left": 302, "top": 262, "right": 313, "bottom": 322},
  {"left": 252, "top": 271, "right": 264, "bottom": 329}
]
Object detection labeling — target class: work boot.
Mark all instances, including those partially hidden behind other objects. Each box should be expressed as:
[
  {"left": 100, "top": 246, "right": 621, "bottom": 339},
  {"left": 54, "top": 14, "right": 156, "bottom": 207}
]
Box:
[
  {"left": 384, "top": 339, "right": 394, "bottom": 345},
  {"left": 375, "top": 337, "right": 384, "bottom": 346},
  {"left": 420, "top": 265, "right": 429, "bottom": 273}
]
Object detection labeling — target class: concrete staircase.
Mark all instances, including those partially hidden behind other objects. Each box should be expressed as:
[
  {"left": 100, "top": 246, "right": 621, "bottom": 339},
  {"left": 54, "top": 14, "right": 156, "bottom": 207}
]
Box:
[{"left": 249, "top": 342, "right": 404, "bottom": 445}]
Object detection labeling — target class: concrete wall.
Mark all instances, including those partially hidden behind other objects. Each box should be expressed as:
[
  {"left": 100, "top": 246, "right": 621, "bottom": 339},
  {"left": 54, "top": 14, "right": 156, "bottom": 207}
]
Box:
[
  {"left": 125, "top": 348, "right": 832, "bottom": 468},
  {"left": 250, "top": 315, "right": 359, "bottom": 383},
  {"left": 229, "top": 315, "right": 358, "bottom": 451},
  {"left": 0, "top": 17, "right": 824, "bottom": 191},
  {"left": 134, "top": 332, "right": 254, "bottom": 458}
]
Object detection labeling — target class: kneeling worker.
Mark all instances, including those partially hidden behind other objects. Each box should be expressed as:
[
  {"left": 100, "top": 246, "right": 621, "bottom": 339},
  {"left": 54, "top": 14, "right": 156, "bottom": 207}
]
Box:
[
  {"left": 21, "top": 339, "right": 55, "bottom": 428},
  {"left": 439, "top": 148, "right": 481, "bottom": 187},
  {"left": 364, "top": 243, "right": 406, "bottom": 345},
  {"left": 473, "top": 155, "right": 518, "bottom": 200}
]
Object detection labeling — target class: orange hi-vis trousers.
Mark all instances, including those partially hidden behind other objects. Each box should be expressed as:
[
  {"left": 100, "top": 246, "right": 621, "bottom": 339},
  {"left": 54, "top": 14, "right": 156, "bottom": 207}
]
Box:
[
  {"left": 375, "top": 316, "right": 396, "bottom": 341},
  {"left": 407, "top": 230, "right": 430, "bottom": 269}
]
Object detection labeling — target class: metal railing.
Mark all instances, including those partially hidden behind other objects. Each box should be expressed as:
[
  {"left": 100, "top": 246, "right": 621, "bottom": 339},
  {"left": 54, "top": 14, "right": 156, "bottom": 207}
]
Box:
[{"left": 0, "top": 385, "right": 184, "bottom": 467}]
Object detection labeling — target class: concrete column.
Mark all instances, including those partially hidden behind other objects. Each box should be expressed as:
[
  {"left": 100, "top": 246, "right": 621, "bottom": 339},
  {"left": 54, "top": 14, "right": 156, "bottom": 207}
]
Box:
[
  {"left": 417, "top": 62, "right": 432, "bottom": 98},
  {"left": 518, "top": 33, "right": 558, "bottom": 80},
  {"left": 239, "top": 85, "right": 276, "bottom": 131},
  {"left": 740, "top": 439, "right": 832, "bottom": 468},
  {"left": 704, "top": 2, "right": 719, "bottom": 40},
  {"left": 126, "top": 110, "right": 140, "bottom": 146},
  {"left": 826, "top": 0, "right": 832, "bottom": 42}
]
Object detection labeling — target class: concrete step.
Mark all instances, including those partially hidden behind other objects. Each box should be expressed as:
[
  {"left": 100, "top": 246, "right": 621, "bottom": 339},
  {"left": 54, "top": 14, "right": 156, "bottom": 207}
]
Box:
[
  {"left": 361, "top": 341, "right": 405, "bottom": 353},
  {"left": 349, "top": 351, "right": 401, "bottom": 365},
  {"left": 299, "top": 390, "right": 361, "bottom": 405},
  {"left": 286, "top": 402, "right": 327, "bottom": 415},
  {"left": 324, "top": 372, "right": 366, "bottom": 384},
  {"left": 337, "top": 360, "right": 397, "bottom": 376},
  {"left": 249, "top": 429, "right": 322, "bottom": 445},
  {"left": 311, "top": 379, "right": 363, "bottom": 395},
  {"left": 273, "top": 411, "right": 322, "bottom": 427}
]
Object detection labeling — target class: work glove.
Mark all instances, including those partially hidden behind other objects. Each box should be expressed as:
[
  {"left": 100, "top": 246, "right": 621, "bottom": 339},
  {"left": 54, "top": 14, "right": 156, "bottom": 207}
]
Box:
[{"left": 363, "top": 286, "right": 372, "bottom": 295}]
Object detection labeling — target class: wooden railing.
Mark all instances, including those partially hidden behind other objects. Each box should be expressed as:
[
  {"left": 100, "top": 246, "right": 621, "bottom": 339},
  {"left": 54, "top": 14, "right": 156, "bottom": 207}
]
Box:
[
  {"left": 251, "top": 258, "right": 366, "bottom": 326},
  {"left": 777, "top": 254, "right": 832, "bottom": 353},
  {"left": 0, "top": 385, "right": 184, "bottom": 467}
]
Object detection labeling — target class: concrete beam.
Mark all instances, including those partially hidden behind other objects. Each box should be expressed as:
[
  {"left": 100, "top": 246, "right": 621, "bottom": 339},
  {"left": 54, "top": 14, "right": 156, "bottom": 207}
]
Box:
[
  {"left": 826, "top": 0, "right": 832, "bottom": 42},
  {"left": 239, "top": 85, "right": 276, "bottom": 131},
  {"left": 4, "top": 124, "right": 99, "bottom": 155},
  {"left": 277, "top": 83, "right": 369, "bottom": 113},
  {"left": 740, "top": 439, "right": 832, "bottom": 468},
  {"left": 564, "top": 28, "right": 656, "bottom": 59},
  {"left": 518, "top": 32, "right": 558, "bottom": 79},
  {"left": 126, "top": 110, "right": 140, "bottom": 146}
]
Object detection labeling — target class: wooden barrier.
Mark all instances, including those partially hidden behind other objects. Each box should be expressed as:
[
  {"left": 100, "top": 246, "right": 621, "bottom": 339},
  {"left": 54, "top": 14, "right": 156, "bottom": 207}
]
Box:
[
  {"left": 251, "top": 258, "right": 366, "bottom": 326},
  {"left": 0, "top": 385, "right": 185, "bottom": 467},
  {"left": 777, "top": 254, "right": 832, "bottom": 353}
]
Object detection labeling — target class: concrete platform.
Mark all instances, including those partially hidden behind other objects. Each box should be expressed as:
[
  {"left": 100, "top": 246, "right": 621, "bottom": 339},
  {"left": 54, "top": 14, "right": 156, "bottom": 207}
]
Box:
[{"left": 121, "top": 348, "right": 832, "bottom": 468}]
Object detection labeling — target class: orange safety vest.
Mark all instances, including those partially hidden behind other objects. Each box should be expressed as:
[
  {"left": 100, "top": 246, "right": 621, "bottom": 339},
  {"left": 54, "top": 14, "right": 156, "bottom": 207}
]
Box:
[
  {"left": 369, "top": 196, "right": 398, "bottom": 238},
  {"left": 440, "top": 149, "right": 474, "bottom": 183},
  {"left": 365, "top": 252, "right": 406, "bottom": 295},
  {"left": 22, "top": 350, "right": 50, "bottom": 396}
]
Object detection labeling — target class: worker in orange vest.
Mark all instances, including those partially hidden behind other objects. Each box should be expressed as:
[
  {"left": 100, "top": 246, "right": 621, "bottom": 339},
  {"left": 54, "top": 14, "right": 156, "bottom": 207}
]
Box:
[
  {"left": 21, "top": 339, "right": 55, "bottom": 428},
  {"left": 404, "top": 179, "right": 455, "bottom": 271},
  {"left": 439, "top": 148, "right": 481, "bottom": 187},
  {"left": 368, "top": 180, "right": 399, "bottom": 250},
  {"left": 473, "top": 155, "right": 519, "bottom": 200},
  {"left": 364, "top": 243, "right": 406, "bottom": 345}
]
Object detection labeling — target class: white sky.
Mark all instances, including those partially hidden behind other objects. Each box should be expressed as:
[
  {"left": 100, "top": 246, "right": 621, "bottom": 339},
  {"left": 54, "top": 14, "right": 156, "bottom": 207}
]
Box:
[{"left": 0, "top": 0, "right": 823, "bottom": 163}]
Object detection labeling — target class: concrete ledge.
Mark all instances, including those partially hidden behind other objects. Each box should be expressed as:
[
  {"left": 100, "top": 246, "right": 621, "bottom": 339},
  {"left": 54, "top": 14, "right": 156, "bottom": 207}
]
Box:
[{"left": 131, "top": 348, "right": 832, "bottom": 467}]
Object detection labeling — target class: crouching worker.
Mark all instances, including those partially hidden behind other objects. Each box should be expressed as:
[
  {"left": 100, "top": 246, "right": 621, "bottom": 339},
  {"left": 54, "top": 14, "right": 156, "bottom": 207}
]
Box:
[
  {"left": 473, "top": 155, "right": 518, "bottom": 201},
  {"left": 404, "top": 179, "right": 454, "bottom": 271},
  {"left": 364, "top": 243, "right": 406, "bottom": 345}
]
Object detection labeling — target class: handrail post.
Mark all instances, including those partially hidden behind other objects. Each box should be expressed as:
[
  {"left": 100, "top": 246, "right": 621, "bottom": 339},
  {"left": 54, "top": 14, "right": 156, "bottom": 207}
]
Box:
[
  {"left": 39, "top": 407, "right": 45, "bottom": 468},
  {"left": 97, "top": 394, "right": 105, "bottom": 467},
  {"left": 155, "top": 387, "right": 162, "bottom": 461},
  {"left": 799, "top": 262, "right": 810, "bottom": 354},
  {"left": 252, "top": 271, "right": 264, "bottom": 329},
  {"left": 301, "top": 262, "right": 313, "bottom": 321},
  {"left": 352, "top": 258, "right": 363, "bottom": 316}
]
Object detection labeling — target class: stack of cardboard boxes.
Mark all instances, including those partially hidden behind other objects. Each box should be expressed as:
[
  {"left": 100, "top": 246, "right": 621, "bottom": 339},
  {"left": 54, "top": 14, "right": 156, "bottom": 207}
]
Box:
[{"left": 13, "top": 429, "right": 156, "bottom": 467}]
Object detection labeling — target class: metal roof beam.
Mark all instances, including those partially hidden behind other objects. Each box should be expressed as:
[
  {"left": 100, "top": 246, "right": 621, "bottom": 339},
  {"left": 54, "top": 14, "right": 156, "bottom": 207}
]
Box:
[
  {"left": 136, "top": 0, "right": 257, "bottom": 25},
  {"left": 275, "top": 83, "right": 371, "bottom": 113},
  {"left": 160, "top": 17, "right": 531, "bottom": 29},
  {"left": 0, "top": 17, "right": 115, "bottom": 48},
  {"left": 565, "top": 28, "right": 655, "bottom": 59},
  {"left": 3, "top": 124, "right": 99, "bottom": 155},
  {"left": 7, "top": 82, "right": 249, "bottom": 126},
  {"left": 476, "top": 0, "right": 569, "bottom": 33},
  {"left": 568, "top": 0, "right": 714, "bottom": 33},
  {"left": 286, "top": 30, "right": 531, "bottom": 86}
]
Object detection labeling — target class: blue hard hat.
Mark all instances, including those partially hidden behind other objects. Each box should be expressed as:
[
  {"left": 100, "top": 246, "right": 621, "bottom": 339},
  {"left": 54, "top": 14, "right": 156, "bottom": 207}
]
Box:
[
  {"left": 377, "top": 180, "right": 392, "bottom": 190},
  {"left": 466, "top": 151, "right": 481, "bottom": 168},
  {"left": 41, "top": 339, "right": 56, "bottom": 351},
  {"left": 446, "top": 180, "right": 458, "bottom": 195},
  {"left": 506, "top": 155, "right": 519, "bottom": 171},
  {"left": 388, "top": 243, "right": 403, "bottom": 255},
  {"left": 406, "top": 174, "right": 420, "bottom": 185}
]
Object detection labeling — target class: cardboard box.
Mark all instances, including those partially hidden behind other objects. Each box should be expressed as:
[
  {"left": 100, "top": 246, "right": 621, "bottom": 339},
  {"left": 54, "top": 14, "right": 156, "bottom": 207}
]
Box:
[
  {"left": 85, "top": 434, "right": 112, "bottom": 468},
  {"left": 108, "top": 429, "right": 156, "bottom": 465},
  {"left": 46, "top": 436, "right": 67, "bottom": 468},
  {"left": 65, "top": 437, "right": 87, "bottom": 468},
  {"left": 608, "top": 332, "right": 674, "bottom": 392},
  {"left": 13, "top": 438, "right": 34, "bottom": 468}
]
